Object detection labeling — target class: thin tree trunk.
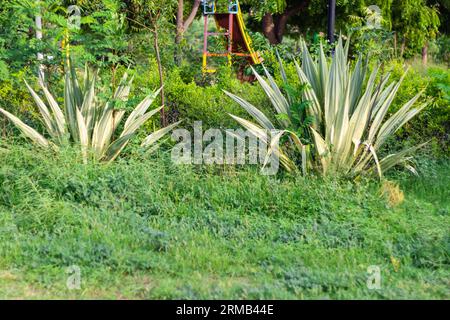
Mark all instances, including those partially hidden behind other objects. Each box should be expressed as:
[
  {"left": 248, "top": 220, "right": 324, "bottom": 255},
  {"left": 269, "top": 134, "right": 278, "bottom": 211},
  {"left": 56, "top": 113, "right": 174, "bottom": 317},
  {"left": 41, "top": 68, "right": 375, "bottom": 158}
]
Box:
[
  {"left": 174, "top": 0, "right": 201, "bottom": 64},
  {"left": 400, "top": 37, "right": 406, "bottom": 58},
  {"left": 175, "top": 0, "right": 184, "bottom": 64},
  {"left": 153, "top": 25, "right": 166, "bottom": 126},
  {"left": 393, "top": 32, "right": 397, "bottom": 58},
  {"left": 183, "top": 0, "right": 201, "bottom": 32},
  {"left": 111, "top": 63, "right": 116, "bottom": 90},
  {"left": 422, "top": 42, "right": 428, "bottom": 65},
  {"left": 35, "top": 1, "right": 45, "bottom": 84}
]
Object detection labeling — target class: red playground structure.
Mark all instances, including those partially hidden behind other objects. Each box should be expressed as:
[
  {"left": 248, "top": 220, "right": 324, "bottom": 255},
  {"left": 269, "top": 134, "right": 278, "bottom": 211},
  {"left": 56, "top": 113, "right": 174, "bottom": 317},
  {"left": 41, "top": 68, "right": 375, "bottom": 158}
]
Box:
[{"left": 202, "top": 0, "right": 263, "bottom": 73}]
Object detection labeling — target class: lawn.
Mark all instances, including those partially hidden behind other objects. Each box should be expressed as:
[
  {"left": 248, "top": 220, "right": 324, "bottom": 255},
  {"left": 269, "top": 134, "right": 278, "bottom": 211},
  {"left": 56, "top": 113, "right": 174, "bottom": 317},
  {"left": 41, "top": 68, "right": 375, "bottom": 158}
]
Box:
[{"left": 0, "top": 144, "right": 448, "bottom": 299}]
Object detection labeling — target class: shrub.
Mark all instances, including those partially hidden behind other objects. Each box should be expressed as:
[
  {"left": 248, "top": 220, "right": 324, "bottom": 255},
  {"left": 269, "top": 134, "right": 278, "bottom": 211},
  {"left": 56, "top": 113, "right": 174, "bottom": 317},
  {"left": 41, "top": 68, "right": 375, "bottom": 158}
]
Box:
[
  {"left": 387, "top": 61, "right": 450, "bottom": 157},
  {"left": 431, "top": 35, "right": 450, "bottom": 67},
  {"left": 226, "top": 38, "right": 429, "bottom": 178},
  {"left": 0, "top": 61, "right": 179, "bottom": 163},
  {"left": 0, "top": 68, "right": 37, "bottom": 137},
  {"left": 109, "top": 59, "right": 275, "bottom": 130},
  {"left": 164, "top": 66, "right": 273, "bottom": 129}
]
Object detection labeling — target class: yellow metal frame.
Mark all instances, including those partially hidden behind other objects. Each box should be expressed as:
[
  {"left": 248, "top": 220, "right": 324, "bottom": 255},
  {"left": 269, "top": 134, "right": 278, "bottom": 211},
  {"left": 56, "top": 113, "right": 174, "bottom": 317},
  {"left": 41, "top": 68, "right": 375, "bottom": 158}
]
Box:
[{"left": 235, "top": 2, "right": 261, "bottom": 65}]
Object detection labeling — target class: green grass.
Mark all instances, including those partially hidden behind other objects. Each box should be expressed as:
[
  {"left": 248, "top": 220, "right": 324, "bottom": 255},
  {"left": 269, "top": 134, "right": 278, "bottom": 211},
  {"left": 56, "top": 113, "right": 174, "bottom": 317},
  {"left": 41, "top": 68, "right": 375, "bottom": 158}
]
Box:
[{"left": 0, "top": 143, "right": 448, "bottom": 299}]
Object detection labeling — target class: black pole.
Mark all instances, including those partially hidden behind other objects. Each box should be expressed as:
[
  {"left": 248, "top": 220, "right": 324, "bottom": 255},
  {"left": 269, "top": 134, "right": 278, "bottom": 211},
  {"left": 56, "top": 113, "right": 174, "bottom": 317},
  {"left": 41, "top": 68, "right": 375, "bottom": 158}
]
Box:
[{"left": 327, "top": 0, "right": 336, "bottom": 44}]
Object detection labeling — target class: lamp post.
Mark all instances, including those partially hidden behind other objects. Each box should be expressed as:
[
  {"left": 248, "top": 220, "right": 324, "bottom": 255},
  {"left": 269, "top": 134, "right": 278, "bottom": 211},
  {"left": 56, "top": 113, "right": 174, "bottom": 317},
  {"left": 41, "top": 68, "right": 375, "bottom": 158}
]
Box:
[{"left": 327, "top": 0, "right": 336, "bottom": 44}]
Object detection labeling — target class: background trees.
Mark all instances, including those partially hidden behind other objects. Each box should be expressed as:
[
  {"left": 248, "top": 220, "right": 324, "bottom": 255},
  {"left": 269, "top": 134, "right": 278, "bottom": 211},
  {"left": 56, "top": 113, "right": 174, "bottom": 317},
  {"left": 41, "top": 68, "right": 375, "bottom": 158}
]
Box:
[
  {"left": 175, "top": 0, "right": 201, "bottom": 63},
  {"left": 238, "top": 0, "right": 444, "bottom": 61},
  {"left": 1, "top": 0, "right": 446, "bottom": 73},
  {"left": 0, "top": 0, "right": 448, "bottom": 138},
  {"left": 239, "top": 0, "right": 311, "bottom": 44}
]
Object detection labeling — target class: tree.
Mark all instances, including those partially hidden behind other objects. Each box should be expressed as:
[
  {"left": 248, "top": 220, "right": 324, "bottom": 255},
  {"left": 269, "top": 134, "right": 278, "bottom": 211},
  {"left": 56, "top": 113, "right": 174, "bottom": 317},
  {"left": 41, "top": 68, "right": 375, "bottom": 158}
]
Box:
[
  {"left": 241, "top": 0, "right": 442, "bottom": 61},
  {"left": 123, "top": 0, "right": 178, "bottom": 126},
  {"left": 242, "top": 0, "right": 310, "bottom": 44},
  {"left": 395, "top": 0, "right": 440, "bottom": 63},
  {"left": 175, "top": 0, "right": 201, "bottom": 63},
  {"left": 68, "top": 0, "right": 131, "bottom": 83},
  {"left": 35, "top": 0, "right": 45, "bottom": 83}
]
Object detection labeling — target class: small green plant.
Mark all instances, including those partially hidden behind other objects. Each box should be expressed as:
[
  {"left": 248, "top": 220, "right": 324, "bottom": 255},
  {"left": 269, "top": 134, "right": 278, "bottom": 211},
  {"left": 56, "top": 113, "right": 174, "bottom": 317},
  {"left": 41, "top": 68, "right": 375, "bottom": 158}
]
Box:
[
  {"left": 226, "top": 38, "right": 429, "bottom": 178},
  {"left": 0, "top": 62, "right": 179, "bottom": 163}
]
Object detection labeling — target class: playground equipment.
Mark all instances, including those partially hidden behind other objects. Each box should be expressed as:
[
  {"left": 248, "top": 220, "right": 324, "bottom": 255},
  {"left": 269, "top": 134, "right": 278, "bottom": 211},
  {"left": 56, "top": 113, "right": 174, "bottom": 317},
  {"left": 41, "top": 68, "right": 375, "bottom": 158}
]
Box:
[{"left": 202, "top": 0, "right": 263, "bottom": 73}]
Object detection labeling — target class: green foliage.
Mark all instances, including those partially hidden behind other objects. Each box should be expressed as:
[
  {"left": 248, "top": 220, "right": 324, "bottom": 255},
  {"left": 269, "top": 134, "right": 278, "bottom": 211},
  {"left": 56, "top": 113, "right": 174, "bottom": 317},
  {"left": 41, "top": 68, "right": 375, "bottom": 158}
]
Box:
[
  {"left": 0, "top": 0, "right": 63, "bottom": 129},
  {"left": 0, "top": 0, "right": 50, "bottom": 72},
  {"left": 431, "top": 35, "right": 450, "bottom": 67},
  {"left": 387, "top": 61, "right": 450, "bottom": 157},
  {"left": 346, "top": 7, "right": 397, "bottom": 62},
  {"left": 242, "top": 0, "right": 442, "bottom": 60},
  {"left": 163, "top": 66, "right": 274, "bottom": 129},
  {"left": 241, "top": 0, "right": 287, "bottom": 18},
  {"left": 0, "top": 61, "right": 9, "bottom": 81},
  {"left": 390, "top": 0, "right": 440, "bottom": 53},
  {"left": 0, "top": 0, "right": 447, "bottom": 301},
  {"left": 0, "top": 69, "right": 37, "bottom": 137},
  {"left": 73, "top": 0, "right": 132, "bottom": 68}
]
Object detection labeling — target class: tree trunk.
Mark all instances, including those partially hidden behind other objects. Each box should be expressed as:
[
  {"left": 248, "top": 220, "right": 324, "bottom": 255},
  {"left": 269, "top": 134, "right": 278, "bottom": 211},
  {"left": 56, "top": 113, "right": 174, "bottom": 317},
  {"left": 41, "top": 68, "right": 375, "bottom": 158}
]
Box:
[
  {"left": 262, "top": 13, "right": 279, "bottom": 44},
  {"left": 393, "top": 32, "right": 397, "bottom": 58},
  {"left": 422, "top": 42, "right": 428, "bottom": 65},
  {"left": 275, "top": 13, "right": 290, "bottom": 43},
  {"left": 174, "top": 0, "right": 201, "bottom": 63},
  {"left": 153, "top": 25, "right": 166, "bottom": 126},
  {"left": 262, "top": 1, "right": 310, "bottom": 45},
  {"left": 35, "top": 1, "right": 45, "bottom": 84},
  {"left": 183, "top": 0, "right": 201, "bottom": 31},
  {"left": 175, "top": 0, "right": 184, "bottom": 64},
  {"left": 400, "top": 37, "right": 406, "bottom": 58}
]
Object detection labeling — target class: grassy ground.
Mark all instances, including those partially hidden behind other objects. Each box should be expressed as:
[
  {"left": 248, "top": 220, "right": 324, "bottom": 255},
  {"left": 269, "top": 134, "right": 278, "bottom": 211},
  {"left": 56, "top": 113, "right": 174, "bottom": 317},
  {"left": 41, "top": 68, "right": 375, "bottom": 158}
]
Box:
[{"left": 0, "top": 143, "right": 448, "bottom": 299}]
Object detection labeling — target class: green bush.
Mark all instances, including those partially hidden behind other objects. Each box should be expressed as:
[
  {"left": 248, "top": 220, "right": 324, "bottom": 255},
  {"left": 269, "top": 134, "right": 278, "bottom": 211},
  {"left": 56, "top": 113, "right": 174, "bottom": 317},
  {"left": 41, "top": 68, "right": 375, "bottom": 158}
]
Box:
[
  {"left": 430, "top": 35, "right": 450, "bottom": 67},
  {"left": 227, "top": 39, "right": 430, "bottom": 177},
  {"left": 164, "top": 66, "right": 274, "bottom": 129},
  {"left": 101, "top": 59, "right": 272, "bottom": 130},
  {"left": 0, "top": 69, "right": 38, "bottom": 136},
  {"left": 0, "top": 62, "right": 178, "bottom": 163},
  {"left": 387, "top": 61, "right": 450, "bottom": 157}
]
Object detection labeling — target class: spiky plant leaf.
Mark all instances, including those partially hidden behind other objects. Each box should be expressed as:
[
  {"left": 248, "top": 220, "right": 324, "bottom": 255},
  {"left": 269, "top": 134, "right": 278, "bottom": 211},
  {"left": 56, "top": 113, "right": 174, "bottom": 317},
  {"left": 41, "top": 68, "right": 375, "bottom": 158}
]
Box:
[
  {"left": 0, "top": 107, "right": 50, "bottom": 148},
  {"left": 1, "top": 61, "right": 178, "bottom": 163},
  {"left": 24, "top": 80, "right": 57, "bottom": 138},
  {"left": 141, "top": 120, "right": 182, "bottom": 148},
  {"left": 223, "top": 90, "right": 275, "bottom": 130},
  {"left": 225, "top": 37, "right": 428, "bottom": 177}
]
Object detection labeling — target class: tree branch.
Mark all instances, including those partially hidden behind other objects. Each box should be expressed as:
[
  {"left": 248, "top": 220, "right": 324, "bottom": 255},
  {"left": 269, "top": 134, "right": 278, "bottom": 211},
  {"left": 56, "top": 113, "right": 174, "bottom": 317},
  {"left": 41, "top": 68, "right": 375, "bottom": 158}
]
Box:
[
  {"left": 275, "top": 0, "right": 310, "bottom": 43},
  {"left": 177, "top": 0, "right": 184, "bottom": 32},
  {"left": 183, "top": 0, "right": 201, "bottom": 31}
]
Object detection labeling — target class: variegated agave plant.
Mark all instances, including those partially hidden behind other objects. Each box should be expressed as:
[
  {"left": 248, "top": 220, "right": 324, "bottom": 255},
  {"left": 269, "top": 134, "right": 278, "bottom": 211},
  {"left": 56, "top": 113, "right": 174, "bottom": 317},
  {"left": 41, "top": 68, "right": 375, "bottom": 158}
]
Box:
[
  {"left": 0, "top": 64, "right": 179, "bottom": 163},
  {"left": 226, "top": 38, "right": 428, "bottom": 178}
]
